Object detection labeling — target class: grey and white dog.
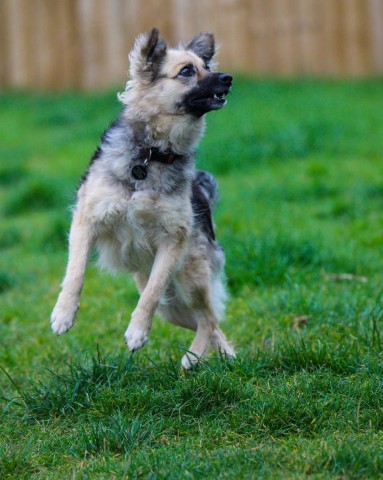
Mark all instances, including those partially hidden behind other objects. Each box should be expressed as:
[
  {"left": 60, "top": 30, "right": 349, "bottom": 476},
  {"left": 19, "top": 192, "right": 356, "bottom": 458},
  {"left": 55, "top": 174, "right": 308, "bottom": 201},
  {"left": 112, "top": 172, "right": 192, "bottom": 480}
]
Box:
[{"left": 51, "top": 28, "right": 235, "bottom": 368}]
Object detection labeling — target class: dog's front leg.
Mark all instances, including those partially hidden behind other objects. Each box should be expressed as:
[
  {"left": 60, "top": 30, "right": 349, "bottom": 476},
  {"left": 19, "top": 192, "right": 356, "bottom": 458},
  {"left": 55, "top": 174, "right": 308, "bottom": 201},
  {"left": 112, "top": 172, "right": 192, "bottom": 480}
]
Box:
[
  {"left": 51, "top": 212, "right": 94, "bottom": 335},
  {"left": 125, "top": 235, "right": 186, "bottom": 351}
]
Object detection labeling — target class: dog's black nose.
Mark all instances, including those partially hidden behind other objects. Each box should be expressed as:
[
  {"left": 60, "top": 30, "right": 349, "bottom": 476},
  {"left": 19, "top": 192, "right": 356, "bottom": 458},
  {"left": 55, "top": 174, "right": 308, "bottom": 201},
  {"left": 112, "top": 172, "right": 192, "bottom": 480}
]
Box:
[{"left": 219, "top": 73, "right": 233, "bottom": 86}]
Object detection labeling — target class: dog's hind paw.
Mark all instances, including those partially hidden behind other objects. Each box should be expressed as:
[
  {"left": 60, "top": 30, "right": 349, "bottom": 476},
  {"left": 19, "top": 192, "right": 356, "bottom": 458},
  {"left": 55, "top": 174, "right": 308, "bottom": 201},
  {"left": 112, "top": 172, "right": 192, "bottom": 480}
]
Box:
[
  {"left": 211, "top": 329, "right": 236, "bottom": 361},
  {"left": 125, "top": 324, "right": 149, "bottom": 352},
  {"left": 181, "top": 352, "right": 202, "bottom": 370},
  {"left": 50, "top": 299, "right": 78, "bottom": 335}
]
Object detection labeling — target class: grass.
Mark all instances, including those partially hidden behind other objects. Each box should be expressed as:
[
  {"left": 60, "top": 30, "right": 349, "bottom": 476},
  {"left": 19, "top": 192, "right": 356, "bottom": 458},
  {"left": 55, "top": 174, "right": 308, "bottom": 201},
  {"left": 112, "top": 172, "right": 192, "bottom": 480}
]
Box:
[{"left": 1, "top": 77, "right": 383, "bottom": 478}]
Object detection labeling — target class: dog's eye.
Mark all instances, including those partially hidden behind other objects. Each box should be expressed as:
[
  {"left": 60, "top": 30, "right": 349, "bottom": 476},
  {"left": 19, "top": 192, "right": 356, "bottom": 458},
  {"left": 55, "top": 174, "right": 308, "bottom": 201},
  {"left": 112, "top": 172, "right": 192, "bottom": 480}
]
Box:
[
  {"left": 179, "top": 65, "right": 194, "bottom": 77},
  {"left": 205, "top": 64, "right": 210, "bottom": 71}
]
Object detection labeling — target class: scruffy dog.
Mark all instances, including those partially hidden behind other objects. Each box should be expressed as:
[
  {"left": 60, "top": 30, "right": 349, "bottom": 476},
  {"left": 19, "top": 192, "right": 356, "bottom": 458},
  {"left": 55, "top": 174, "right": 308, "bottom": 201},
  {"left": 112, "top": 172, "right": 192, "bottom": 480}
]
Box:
[{"left": 51, "top": 28, "right": 235, "bottom": 368}]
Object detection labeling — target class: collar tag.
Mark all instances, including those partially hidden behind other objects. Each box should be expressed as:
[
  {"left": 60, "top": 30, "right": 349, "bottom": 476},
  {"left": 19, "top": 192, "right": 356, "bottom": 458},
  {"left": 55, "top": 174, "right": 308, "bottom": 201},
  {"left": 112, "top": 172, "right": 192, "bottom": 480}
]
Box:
[
  {"left": 131, "top": 148, "right": 151, "bottom": 180},
  {"left": 131, "top": 164, "right": 147, "bottom": 180}
]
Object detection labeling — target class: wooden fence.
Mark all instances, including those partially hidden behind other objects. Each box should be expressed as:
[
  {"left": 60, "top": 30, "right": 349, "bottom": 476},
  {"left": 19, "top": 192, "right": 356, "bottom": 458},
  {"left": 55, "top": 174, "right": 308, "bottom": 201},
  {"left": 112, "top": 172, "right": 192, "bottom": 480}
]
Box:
[{"left": 1, "top": 0, "right": 383, "bottom": 90}]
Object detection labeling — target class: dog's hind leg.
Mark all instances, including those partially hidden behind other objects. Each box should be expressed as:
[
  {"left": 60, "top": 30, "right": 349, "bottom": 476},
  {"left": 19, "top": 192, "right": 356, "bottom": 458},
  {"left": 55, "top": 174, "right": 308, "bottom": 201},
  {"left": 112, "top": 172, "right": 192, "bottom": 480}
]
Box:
[
  {"left": 155, "top": 247, "right": 235, "bottom": 368},
  {"left": 211, "top": 327, "right": 236, "bottom": 359},
  {"left": 158, "top": 302, "right": 198, "bottom": 331},
  {"left": 181, "top": 323, "right": 235, "bottom": 369},
  {"left": 180, "top": 291, "right": 217, "bottom": 369},
  {"left": 51, "top": 211, "right": 94, "bottom": 335},
  {"left": 162, "top": 303, "right": 235, "bottom": 368},
  {"left": 175, "top": 279, "right": 223, "bottom": 369}
]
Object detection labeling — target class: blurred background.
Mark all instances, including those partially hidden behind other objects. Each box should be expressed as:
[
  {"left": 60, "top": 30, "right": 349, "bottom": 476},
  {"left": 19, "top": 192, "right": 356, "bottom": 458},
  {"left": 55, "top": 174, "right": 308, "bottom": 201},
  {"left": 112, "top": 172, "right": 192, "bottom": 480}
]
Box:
[{"left": 1, "top": 0, "right": 383, "bottom": 91}]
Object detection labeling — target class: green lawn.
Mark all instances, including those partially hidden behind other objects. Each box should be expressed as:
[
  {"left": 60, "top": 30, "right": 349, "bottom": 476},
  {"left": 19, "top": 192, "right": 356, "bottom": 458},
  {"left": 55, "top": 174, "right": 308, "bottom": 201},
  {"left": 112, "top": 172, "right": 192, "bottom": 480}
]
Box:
[{"left": 1, "top": 78, "right": 383, "bottom": 479}]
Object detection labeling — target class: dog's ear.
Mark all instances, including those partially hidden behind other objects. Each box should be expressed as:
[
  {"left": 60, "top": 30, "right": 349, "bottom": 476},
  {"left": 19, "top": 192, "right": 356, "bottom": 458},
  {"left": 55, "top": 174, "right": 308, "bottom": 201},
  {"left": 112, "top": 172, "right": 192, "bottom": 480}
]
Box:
[
  {"left": 186, "top": 32, "right": 215, "bottom": 65},
  {"left": 129, "top": 28, "right": 167, "bottom": 82}
]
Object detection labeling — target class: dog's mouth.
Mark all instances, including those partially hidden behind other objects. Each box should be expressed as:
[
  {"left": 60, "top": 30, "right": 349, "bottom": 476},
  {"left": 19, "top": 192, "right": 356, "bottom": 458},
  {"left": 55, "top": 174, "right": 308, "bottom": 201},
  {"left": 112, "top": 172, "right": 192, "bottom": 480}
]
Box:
[
  {"left": 191, "top": 89, "right": 229, "bottom": 109},
  {"left": 182, "top": 73, "right": 233, "bottom": 117}
]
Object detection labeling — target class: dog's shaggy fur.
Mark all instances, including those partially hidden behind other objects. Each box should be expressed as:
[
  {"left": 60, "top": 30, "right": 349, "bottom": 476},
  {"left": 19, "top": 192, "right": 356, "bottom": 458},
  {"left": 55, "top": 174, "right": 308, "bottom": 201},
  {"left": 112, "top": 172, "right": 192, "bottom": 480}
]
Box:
[{"left": 51, "top": 28, "right": 235, "bottom": 368}]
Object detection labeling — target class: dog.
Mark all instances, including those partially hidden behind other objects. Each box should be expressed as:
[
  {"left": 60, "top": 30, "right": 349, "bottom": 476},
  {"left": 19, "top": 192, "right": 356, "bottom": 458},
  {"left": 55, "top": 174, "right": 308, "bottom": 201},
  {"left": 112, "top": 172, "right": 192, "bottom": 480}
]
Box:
[{"left": 50, "top": 28, "right": 235, "bottom": 368}]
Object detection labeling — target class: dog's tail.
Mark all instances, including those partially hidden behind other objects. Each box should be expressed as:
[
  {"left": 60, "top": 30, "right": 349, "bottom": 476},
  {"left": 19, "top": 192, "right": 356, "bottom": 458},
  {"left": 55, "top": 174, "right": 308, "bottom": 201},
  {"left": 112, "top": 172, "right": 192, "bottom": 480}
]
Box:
[
  {"left": 192, "top": 170, "right": 218, "bottom": 241},
  {"left": 194, "top": 170, "right": 219, "bottom": 211}
]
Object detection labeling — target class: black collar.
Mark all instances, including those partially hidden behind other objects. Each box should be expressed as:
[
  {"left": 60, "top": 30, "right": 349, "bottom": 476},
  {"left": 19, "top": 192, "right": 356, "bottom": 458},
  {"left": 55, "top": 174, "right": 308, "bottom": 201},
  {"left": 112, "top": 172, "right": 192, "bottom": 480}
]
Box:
[
  {"left": 138, "top": 147, "right": 183, "bottom": 165},
  {"left": 130, "top": 146, "right": 184, "bottom": 181}
]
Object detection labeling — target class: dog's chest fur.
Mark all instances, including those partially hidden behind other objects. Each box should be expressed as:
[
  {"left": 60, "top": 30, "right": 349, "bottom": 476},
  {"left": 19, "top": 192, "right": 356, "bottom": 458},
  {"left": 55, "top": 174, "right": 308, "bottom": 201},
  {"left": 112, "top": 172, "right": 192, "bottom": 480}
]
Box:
[{"left": 77, "top": 119, "right": 195, "bottom": 274}]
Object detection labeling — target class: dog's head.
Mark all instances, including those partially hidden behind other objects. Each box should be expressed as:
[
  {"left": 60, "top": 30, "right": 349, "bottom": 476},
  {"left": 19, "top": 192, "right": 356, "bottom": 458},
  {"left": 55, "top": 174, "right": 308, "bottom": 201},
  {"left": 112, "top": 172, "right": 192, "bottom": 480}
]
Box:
[{"left": 120, "top": 28, "right": 232, "bottom": 118}]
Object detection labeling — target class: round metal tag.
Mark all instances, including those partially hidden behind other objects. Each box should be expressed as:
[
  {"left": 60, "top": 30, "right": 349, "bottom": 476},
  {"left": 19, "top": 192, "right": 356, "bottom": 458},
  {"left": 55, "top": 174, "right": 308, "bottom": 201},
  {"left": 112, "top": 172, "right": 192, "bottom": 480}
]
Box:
[{"left": 131, "top": 164, "right": 147, "bottom": 180}]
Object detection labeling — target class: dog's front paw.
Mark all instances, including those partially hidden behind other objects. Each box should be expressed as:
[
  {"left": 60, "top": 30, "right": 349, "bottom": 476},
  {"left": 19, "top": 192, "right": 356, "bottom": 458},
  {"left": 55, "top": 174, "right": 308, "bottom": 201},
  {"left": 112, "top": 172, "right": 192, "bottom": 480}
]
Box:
[
  {"left": 50, "top": 298, "right": 78, "bottom": 335},
  {"left": 124, "top": 323, "right": 149, "bottom": 352}
]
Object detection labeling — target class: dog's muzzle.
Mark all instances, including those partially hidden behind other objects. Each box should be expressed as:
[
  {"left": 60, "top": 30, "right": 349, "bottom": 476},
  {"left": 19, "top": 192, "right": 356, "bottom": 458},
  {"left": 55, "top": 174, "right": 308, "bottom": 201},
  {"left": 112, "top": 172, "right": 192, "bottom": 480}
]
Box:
[{"left": 182, "top": 72, "right": 233, "bottom": 117}]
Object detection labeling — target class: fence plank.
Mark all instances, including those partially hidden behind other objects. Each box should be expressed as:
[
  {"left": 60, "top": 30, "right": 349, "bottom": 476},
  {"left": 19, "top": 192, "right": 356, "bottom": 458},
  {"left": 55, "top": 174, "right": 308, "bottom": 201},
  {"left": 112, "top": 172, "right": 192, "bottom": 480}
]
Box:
[
  {"left": 368, "top": 0, "right": 383, "bottom": 72},
  {"left": 0, "top": 0, "right": 10, "bottom": 87}
]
